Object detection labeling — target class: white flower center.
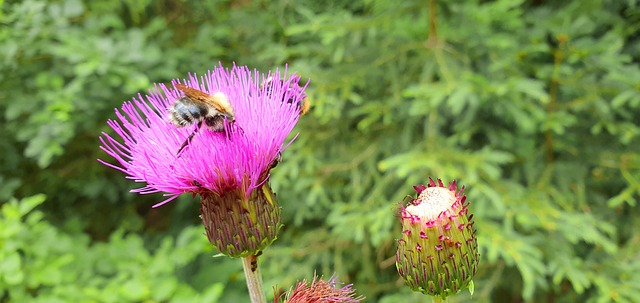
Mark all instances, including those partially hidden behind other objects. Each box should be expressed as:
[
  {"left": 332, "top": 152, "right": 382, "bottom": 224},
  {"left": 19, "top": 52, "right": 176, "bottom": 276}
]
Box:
[{"left": 405, "top": 187, "right": 455, "bottom": 220}]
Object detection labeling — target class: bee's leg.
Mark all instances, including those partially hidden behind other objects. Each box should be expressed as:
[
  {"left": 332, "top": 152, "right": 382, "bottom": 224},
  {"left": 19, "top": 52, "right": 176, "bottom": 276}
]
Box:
[
  {"left": 235, "top": 124, "right": 245, "bottom": 136},
  {"left": 176, "top": 121, "right": 203, "bottom": 156}
]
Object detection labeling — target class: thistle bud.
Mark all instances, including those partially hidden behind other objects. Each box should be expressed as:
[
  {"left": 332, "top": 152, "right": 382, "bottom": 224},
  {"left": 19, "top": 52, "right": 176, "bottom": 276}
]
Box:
[
  {"left": 200, "top": 184, "right": 281, "bottom": 258},
  {"left": 396, "top": 178, "right": 478, "bottom": 299}
]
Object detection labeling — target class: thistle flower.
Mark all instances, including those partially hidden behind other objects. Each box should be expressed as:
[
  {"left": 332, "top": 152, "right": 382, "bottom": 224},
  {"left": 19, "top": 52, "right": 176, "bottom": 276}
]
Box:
[
  {"left": 396, "top": 178, "right": 478, "bottom": 299},
  {"left": 99, "top": 63, "right": 307, "bottom": 257},
  {"left": 275, "top": 274, "right": 364, "bottom": 303}
]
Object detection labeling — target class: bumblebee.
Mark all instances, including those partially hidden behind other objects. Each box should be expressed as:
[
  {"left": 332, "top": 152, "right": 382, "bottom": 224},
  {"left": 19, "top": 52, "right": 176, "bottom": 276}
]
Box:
[
  {"left": 269, "top": 152, "right": 283, "bottom": 170},
  {"left": 169, "top": 84, "right": 235, "bottom": 155}
]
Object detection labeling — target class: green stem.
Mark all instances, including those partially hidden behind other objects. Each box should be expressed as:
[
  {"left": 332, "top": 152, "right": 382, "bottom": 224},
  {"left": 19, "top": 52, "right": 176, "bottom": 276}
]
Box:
[
  {"left": 428, "top": 0, "right": 438, "bottom": 43},
  {"left": 242, "top": 254, "right": 266, "bottom": 303},
  {"left": 432, "top": 296, "right": 448, "bottom": 303}
]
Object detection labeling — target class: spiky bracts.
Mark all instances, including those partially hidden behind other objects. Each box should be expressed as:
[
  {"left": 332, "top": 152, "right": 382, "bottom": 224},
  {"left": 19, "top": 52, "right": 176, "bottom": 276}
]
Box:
[
  {"left": 396, "top": 178, "right": 478, "bottom": 299},
  {"left": 275, "top": 274, "right": 364, "bottom": 303},
  {"left": 201, "top": 184, "right": 281, "bottom": 258}
]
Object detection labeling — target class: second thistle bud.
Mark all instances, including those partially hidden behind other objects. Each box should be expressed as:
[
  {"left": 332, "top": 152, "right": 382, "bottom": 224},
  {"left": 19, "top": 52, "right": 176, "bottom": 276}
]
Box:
[{"left": 396, "top": 178, "right": 479, "bottom": 299}]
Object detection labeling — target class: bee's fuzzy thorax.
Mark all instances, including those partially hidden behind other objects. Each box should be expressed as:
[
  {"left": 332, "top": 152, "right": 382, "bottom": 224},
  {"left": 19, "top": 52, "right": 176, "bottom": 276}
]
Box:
[{"left": 209, "top": 91, "right": 234, "bottom": 117}]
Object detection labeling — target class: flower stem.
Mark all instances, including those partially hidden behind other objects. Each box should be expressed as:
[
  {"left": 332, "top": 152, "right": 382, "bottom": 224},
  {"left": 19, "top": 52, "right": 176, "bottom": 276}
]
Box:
[
  {"left": 428, "top": 0, "right": 438, "bottom": 42},
  {"left": 432, "top": 297, "right": 448, "bottom": 303},
  {"left": 242, "top": 254, "right": 266, "bottom": 303}
]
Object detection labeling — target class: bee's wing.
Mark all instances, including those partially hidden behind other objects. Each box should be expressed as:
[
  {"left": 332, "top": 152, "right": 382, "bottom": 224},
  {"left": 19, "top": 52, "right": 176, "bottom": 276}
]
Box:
[
  {"left": 175, "top": 84, "right": 212, "bottom": 103},
  {"left": 175, "top": 84, "right": 234, "bottom": 117}
]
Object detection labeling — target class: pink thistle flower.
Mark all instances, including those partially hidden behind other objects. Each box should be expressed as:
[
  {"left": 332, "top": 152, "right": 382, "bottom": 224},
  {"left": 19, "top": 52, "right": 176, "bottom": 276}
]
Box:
[
  {"left": 99, "top": 63, "right": 308, "bottom": 257},
  {"left": 396, "top": 178, "right": 479, "bottom": 299},
  {"left": 275, "top": 274, "right": 364, "bottom": 303}
]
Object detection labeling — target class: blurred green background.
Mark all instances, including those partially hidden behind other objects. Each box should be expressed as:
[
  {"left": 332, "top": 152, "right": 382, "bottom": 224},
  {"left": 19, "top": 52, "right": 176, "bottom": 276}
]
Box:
[{"left": 1, "top": 0, "right": 640, "bottom": 302}]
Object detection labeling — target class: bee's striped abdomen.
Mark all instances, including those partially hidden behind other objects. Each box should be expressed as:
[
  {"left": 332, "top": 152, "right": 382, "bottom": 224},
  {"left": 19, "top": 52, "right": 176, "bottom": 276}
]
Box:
[{"left": 169, "top": 97, "right": 209, "bottom": 127}]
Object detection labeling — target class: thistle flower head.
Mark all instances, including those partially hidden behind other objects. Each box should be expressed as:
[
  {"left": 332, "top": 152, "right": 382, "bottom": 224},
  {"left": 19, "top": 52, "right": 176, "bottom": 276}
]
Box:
[
  {"left": 396, "top": 178, "right": 478, "bottom": 299},
  {"left": 99, "top": 63, "right": 305, "bottom": 206},
  {"left": 276, "top": 274, "right": 364, "bottom": 303},
  {"left": 99, "top": 63, "right": 308, "bottom": 257}
]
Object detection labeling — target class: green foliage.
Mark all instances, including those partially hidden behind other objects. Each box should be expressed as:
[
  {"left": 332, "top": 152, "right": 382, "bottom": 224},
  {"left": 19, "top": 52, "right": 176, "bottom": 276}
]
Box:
[
  {"left": 1, "top": 0, "right": 639, "bottom": 302},
  {"left": 0, "top": 195, "right": 224, "bottom": 302},
  {"left": 268, "top": 1, "right": 640, "bottom": 302}
]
